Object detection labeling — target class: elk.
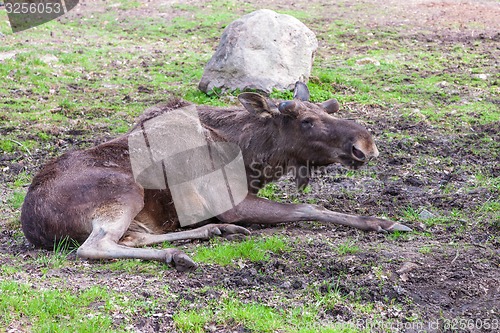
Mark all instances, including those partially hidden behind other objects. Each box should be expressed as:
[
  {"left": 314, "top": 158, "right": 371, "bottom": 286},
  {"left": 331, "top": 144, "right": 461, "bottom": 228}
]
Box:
[{"left": 21, "top": 82, "right": 411, "bottom": 272}]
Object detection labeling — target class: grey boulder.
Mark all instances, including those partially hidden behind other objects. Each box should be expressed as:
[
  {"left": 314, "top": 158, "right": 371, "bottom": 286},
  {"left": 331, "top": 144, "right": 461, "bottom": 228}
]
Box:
[{"left": 199, "top": 9, "right": 318, "bottom": 94}]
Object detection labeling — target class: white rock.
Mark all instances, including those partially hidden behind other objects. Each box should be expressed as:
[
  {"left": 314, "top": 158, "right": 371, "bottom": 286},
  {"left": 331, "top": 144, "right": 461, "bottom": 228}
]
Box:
[
  {"left": 419, "top": 209, "right": 436, "bottom": 220},
  {"left": 472, "top": 73, "right": 489, "bottom": 80},
  {"left": 356, "top": 57, "right": 380, "bottom": 66},
  {"left": 199, "top": 9, "right": 318, "bottom": 93},
  {"left": 436, "top": 81, "right": 449, "bottom": 88},
  {"left": 39, "top": 54, "right": 59, "bottom": 64},
  {"left": 0, "top": 51, "right": 17, "bottom": 62}
]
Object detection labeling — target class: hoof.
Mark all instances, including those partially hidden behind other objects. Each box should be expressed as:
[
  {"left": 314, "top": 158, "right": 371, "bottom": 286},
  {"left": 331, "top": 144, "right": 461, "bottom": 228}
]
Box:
[
  {"left": 365, "top": 217, "right": 413, "bottom": 233},
  {"left": 166, "top": 251, "right": 197, "bottom": 273},
  {"left": 204, "top": 224, "right": 251, "bottom": 240},
  {"left": 386, "top": 223, "right": 413, "bottom": 232},
  {"left": 217, "top": 224, "right": 251, "bottom": 238}
]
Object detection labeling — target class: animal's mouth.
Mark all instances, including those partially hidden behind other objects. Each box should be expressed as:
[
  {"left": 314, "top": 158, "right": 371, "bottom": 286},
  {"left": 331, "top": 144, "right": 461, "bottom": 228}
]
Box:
[{"left": 338, "top": 156, "right": 366, "bottom": 170}]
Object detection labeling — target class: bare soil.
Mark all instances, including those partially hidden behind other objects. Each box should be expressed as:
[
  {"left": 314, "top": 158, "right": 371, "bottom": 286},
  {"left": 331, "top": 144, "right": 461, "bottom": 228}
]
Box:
[{"left": 1, "top": 0, "right": 499, "bottom": 332}]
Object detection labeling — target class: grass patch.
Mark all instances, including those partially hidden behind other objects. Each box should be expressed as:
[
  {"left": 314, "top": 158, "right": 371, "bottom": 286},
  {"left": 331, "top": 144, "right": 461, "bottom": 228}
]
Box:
[
  {"left": 100, "top": 259, "right": 166, "bottom": 274},
  {"left": 192, "top": 236, "right": 290, "bottom": 266},
  {"left": 420, "top": 101, "right": 500, "bottom": 125},
  {"left": 418, "top": 245, "right": 434, "bottom": 254},
  {"left": 387, "top": 230, "right": 412, "bottom": 241},
  {"left": 258, "top": 183, "right": 284, "bottom": 202},
  {"left": 334, "top": 239, "right": 360, "bottom": 255},
  {"left": 0, "top": 282, "right": 116, "bottom": 332},
  {"left": 173, "top": 293, "right": 362, "bottom": 333},
  {"left": 7, "top": 191, "right": 26, "bottom": 210},
  {"left": 35, "top": 236, "right": 79, "bottom": 272},
  {"left": 0, "top": 139, "right": 16, "bottom": 153}
]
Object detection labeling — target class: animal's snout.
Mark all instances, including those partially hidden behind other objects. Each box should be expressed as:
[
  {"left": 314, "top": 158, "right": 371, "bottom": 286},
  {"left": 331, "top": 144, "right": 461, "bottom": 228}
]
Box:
[{"left": 352, "top": 141, "right": 379, "bottom": 162}]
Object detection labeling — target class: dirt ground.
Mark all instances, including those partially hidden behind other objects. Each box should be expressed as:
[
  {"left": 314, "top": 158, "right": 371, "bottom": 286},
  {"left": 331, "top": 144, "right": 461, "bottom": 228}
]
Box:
[{"left": 1, "top": 0, "right": 499, "bottom": 332}]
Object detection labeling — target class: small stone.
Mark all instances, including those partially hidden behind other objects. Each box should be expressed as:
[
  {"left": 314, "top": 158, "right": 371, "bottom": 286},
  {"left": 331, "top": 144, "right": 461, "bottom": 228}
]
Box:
[
  {"left": 281, "top": 281, "right": 292, "bottom": 289},
  {"left": 396, "top": 262, "right": 420, "bottom": 274},
  {"left": 419, "top": 209, "right": 436, "bottom": 220},
  {"left": 436, "top": 81, "right": 449, "bottom": 88},
  {"left": 292, "top": 280, "right": 304, "bottom": 289},
  {"left": 393, "top": 285, "right": 406, "bottom": 294},
  {"left": 39, "top": 54, "right": 59, "bottom": 64},
  {"left": 472, "top": 73, "right": 489, "bottom": 80},
  {"left": 415, "top": 222, "right": 427, "bottom": 231},
  {"left": 0, "top": 51, "right": 16, "bottom": 61},
  {"left": 356, "top": 57, "right": 380, "bottom": 66}
]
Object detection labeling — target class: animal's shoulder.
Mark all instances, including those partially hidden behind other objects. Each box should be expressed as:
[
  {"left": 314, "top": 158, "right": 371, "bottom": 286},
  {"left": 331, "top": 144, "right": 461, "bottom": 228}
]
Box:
[{"left": 131, "top": 98, "right": 193, "bottom": 131}]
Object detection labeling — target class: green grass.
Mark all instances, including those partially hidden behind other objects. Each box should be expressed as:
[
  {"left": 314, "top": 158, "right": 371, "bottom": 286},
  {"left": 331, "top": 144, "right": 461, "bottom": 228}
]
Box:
[
  {"left": 387, "top": 230, "right": 412, "bottom": 241},
  {"left": 257, "top": 183, "right": 284, "bottom": 202},
  {"left": 173, "top": 293, "right": 363, "bottom": 333},
  {"left": 335, "top": 239, "right": 361, "bottom": 255},
  {"left": 401, "top": 206, "right": 420, "bottom": 222},
  {"left": 192, "top": 236, "right": 290, "bottom": 266},
  {"left": 418, "top": 245, "right": 434, "bottom": 254},
  {"left": 0, "top": 139, "right": 16, "bottom": 153},
  {"left": 0, "top": 282, "right": 116, "bottom": 332},
  {"left": 34, "top": 236, "right": 79, "bottom": 272},
  {"left": 0, "top": 265, "right": 20, "bottom": 276},
  {"left": 99, "top": 259, "right": 167, "bottom": 274},
  {"left": 7, "top": 191, "right": 26, "bottom": 210},
  {"left": 474, "top": 173, "right": 500, "bottom": 192},
  {"left": 117, "top": 0, "right": 141, "bottom": 10}
]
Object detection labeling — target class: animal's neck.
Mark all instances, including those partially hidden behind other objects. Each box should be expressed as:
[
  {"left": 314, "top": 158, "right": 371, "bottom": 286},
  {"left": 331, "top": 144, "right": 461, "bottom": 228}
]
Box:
[{"left": 197, "top": 106, "right": 290, "bottom": 169}]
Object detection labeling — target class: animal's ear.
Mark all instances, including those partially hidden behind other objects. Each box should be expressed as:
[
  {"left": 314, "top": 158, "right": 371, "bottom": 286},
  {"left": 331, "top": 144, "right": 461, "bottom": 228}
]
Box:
[
  {"left": 278, "top": 100, "right": 299, "bottom": 117},
  {"left": 321, "top": 99, "right": 340, "bottom": 114},
  {"left": 293, "top": 81, "right": 310, "bottom": 101},
  {"left": 238, "top": 93, "right": 277, "bottom": 118}
]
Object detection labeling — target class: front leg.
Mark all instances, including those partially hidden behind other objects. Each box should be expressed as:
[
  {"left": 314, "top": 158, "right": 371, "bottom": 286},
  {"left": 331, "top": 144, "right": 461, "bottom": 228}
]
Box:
[
  {"left": 119, "top": 223, "right": 251, "bottom": 247},
  {"left": 218, "top": 195, "right": 412, "bottom": 232}
]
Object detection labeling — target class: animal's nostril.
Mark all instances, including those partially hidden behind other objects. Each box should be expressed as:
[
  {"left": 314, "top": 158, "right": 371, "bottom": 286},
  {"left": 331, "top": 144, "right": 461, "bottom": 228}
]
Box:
[{"left": 352, "top": 145, "right": 366, "bottom": 161}]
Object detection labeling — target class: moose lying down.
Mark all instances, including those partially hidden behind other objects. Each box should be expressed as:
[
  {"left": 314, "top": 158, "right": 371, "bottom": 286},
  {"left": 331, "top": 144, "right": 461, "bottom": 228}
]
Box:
[{"left": 21, "top": 82, "right": 411, "bottom": 272}]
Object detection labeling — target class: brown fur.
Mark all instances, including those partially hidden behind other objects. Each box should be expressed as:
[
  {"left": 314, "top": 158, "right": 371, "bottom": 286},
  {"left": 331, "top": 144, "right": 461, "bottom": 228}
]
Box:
[{"left": 21, "top": 83, "right": 410, "bottom": 270}]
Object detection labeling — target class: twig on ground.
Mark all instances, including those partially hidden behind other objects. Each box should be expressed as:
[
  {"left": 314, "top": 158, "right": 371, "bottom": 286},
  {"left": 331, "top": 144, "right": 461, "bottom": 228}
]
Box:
[
  {"left": 450, "top": 249, "right": 460, "bottom": 265},
  {"left": 9, "top": 139, "right": 33, "bottom": 159}
]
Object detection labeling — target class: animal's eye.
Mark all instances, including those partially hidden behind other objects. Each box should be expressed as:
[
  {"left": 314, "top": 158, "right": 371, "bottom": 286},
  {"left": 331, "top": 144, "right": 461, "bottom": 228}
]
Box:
[{"left": 301, "top": 119, "right": 314, "bottom": 129}]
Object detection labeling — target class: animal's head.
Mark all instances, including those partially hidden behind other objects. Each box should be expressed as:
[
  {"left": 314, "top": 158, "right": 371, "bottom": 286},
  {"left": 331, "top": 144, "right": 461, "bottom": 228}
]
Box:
[{"left": 238, "top": 82, "right": 379, "bottom": 171}]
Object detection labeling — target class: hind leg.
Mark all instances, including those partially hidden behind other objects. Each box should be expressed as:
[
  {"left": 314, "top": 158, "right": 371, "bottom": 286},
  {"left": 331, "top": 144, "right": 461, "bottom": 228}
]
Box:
[{"left": 76, "top": 202, "right": 196, "bottom": 272}]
